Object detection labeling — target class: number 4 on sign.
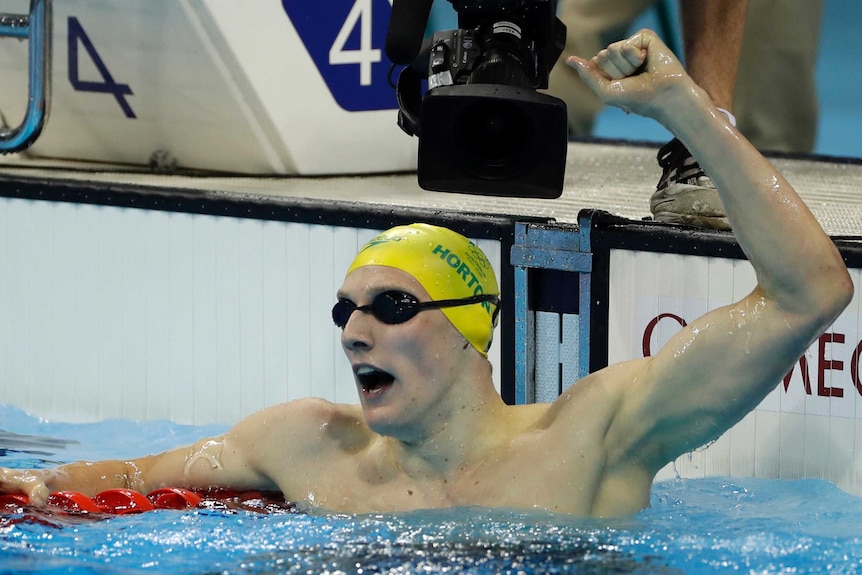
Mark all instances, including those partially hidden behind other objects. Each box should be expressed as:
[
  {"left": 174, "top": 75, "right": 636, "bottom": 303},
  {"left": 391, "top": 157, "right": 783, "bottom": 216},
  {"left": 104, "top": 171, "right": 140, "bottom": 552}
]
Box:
[
  {"left": 67, "top": 17, "right": 136, "bottom": 119},
  {"left": 329, "top": 0, "right": 386, "bottom": 86}
]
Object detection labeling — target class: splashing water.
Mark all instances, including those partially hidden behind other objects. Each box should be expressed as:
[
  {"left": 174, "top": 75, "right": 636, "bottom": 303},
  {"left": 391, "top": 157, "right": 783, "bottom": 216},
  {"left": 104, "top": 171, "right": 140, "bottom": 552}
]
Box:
[{"left": 2, "top": 405, "right": 862, "bottom": 574}]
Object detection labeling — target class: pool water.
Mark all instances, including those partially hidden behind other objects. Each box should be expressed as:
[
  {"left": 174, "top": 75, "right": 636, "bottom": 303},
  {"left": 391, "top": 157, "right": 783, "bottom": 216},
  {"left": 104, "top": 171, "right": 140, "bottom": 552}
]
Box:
[{"left": 2, "top": 404, "right": 862, "bottom": 574}]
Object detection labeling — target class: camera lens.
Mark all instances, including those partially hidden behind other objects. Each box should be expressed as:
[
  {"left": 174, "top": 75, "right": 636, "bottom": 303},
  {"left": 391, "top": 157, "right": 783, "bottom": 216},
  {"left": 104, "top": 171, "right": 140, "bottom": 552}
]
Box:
[{"left": 457, "top": 99, "right": 529, "bottom": 169}]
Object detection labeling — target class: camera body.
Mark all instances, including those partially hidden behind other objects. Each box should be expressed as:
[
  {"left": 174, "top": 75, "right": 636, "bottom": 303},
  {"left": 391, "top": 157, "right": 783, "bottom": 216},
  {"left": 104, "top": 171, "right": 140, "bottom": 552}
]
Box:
[
  {"left": 430, "top": 0, "right": 561, "bottom": 91},
  {"left": 409, "top": 0, "right": 568, "bottom": 199}
]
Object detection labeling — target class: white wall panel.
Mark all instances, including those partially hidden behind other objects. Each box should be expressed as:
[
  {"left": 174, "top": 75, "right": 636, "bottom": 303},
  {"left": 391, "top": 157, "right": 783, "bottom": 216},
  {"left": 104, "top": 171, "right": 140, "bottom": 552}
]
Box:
[
  {"left": 261, "top": 220, "right": 289, "bottom": 408},
  {"left": 829, "top": 415, "right": 856, "bottom": 490},
  {"left": 309, "top": 225, "right": 337, "bottom": 405},
  {"left": 535, "top": 311, "right": 561, "bottom": 403},
  {"left": 753, "top": 410, "right": 781, "bottom": 480},
  {"left": 2, "top": 200, "right": 27, "bottom": 411},
  {"left": 238, "top": 217, "right": 267, "bottom": 420},
  {"left": 122, "top": 207, "right": 150, "bottom": 422},
  {"left": 0, "top": 198, "right": 502, "bottom": 426},
  {"left": 778, "top": 411, "right": 806, "bottom": 480},
  {"left": 191, "top": 214, "right": 219, "bottom": 424},
  {"left": 729, "top": 411, "right": 757, "bottom": 477},
  {"left": 29, "top": 201, "right": 55, "bottom": 419},
  {"left": 166, "top": 212, "right": 197, "bottom": 424},
  {"left": 143, "top": 206, "right": 172, "bottom": 422},
  {"left": 284, "top": 223, "right": 312, "bottom": 402}
]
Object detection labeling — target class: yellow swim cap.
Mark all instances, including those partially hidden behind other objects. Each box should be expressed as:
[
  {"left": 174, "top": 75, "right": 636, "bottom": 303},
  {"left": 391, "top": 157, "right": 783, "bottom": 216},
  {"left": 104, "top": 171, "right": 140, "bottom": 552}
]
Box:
[{"left": 346, "top": 223, "right": 500, "bottom": 356}]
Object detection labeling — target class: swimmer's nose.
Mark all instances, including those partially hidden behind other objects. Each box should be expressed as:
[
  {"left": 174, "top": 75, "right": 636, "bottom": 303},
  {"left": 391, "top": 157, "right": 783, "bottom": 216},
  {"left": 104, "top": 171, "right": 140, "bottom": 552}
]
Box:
[{"left": 341, "top": 310, "right": 374, "bottom": 353}]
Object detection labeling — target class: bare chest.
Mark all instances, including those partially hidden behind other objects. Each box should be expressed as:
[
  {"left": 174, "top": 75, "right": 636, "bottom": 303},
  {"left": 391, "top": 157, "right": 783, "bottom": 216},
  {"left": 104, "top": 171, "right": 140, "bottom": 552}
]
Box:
[{"left": 278, "top": 433, "right": 609, "bottom": 515}]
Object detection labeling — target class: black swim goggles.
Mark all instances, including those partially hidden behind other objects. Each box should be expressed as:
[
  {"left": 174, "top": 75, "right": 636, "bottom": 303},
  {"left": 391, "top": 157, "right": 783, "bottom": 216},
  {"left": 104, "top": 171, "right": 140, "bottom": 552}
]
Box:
[{"left": 332, "top": 290, "right": 500, "bottom": 329}]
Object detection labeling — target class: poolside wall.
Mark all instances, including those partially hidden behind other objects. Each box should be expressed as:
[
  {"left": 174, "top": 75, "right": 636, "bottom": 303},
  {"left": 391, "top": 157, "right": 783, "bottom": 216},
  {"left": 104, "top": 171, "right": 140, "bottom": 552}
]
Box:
[{"left": 0, "top": 194, "right": 505, "bottom": 425}]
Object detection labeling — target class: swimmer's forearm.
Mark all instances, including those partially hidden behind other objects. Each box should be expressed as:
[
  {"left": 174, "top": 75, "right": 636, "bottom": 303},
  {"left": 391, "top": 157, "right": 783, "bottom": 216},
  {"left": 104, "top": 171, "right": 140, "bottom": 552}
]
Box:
[
  {"left": 3, "top": 435, "right": 272, "bottom": 504},
  {"left": 40, "top": 453, "right": 238, "bottom": 498},
  {"left": 16, "top": 445, "right": 219, "bottom": 500},
  {"left": 44, "top": 460, "right": 147, "bottom": 494},
  {"left": 0, "top": 460, "right": 145, "bottom": 504},
  {"left": 34, "top": 448, "right": 233, "bottom": 499}
]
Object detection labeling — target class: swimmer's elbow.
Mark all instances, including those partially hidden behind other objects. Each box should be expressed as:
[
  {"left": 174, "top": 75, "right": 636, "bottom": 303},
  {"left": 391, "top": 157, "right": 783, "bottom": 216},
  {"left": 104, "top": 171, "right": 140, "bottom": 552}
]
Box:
[
  {"left": 815, "top": 263, "right": 853, "bottom": 326},
  {"left": 134, "top": 442, "right": 221, "bottom": 494},
  {"left": 776, "top": 255, "right": 853, "bottom": 330},
  {"left": 835, "top": 265, "right": 853, "bottom": 306}
]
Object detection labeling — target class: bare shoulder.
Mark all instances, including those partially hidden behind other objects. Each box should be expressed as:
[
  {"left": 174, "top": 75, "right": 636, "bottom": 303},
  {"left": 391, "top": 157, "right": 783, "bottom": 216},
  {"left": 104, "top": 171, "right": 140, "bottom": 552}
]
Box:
[
  {"left": 248, "top": 397, "right": 362, "bottom": 425},
  {"left": 503, "top": 359, "right": 656, "bottom": 515},
  {"left": 228, "top": 398, "right": 372, "bottom": 460},
  {"left": 533, "top": 357, "right": 657, "bottom": 459}
]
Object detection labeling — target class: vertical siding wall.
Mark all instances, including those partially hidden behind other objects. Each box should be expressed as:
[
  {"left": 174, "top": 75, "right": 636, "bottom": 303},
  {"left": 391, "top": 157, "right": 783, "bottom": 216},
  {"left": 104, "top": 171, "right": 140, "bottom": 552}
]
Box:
[{"left": 0, "top": 197, "right": 501, "bottom": 425}]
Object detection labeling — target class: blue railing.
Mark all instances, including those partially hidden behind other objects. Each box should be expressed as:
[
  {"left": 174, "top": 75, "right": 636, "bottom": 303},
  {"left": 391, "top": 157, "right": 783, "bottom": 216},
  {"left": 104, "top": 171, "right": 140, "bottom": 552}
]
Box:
[{"left": 0, "top": 0, "right": 52, "bottom": 154}]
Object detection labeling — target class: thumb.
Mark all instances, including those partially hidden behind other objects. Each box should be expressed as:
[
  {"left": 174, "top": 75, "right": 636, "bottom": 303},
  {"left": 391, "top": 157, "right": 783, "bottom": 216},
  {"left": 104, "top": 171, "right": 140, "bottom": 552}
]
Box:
[
  {"left": 26, "top": 481, "right": 50, "bottom": 505},
  {"left": 566, "top": 56, "right": 608, "bottom": 96}
]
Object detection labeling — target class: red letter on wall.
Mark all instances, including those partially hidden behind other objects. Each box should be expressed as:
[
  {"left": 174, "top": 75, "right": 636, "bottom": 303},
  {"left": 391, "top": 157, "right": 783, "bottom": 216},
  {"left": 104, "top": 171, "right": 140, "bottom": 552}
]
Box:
[
  {"left": 783, "top": 355, "right": 812, "bottom": 395},
  {"left": 642, "top": 313, "right": 687, "bottom": 357},
  {"left": 818, "top": 332, "right": 845, "bottom": 397},
  {"left": 852, "top": 339, "right": 862, "bottom": 396}
]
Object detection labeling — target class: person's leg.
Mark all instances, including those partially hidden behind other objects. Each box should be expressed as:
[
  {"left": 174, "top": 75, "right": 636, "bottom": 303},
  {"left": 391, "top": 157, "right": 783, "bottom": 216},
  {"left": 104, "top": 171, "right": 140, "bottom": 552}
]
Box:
[
  {"left": 678, "top": 0, "right": 747, "bottom": 113},
  {"left": 733, "top": 0, "right": 823, "bottom": 153},
  {"left": 650, "top": 0, "right": 747, "bottom": 230}
]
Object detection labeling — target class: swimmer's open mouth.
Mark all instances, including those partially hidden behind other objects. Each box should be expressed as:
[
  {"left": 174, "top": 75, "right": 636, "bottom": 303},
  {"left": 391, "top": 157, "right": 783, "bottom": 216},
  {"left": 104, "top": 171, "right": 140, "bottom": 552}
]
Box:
[{"left": 356, "top": 366, "right": 395, "bottom": 394}]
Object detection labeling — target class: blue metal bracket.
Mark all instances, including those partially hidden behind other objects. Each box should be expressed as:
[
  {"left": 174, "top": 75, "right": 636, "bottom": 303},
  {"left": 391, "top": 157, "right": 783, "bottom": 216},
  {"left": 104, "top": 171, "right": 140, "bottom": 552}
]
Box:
[
  {"left": 511, "top": 214, "right": 595, "bottom": 404},
  {"left": 0, "top": 0, "right": 52, "bottom": 153},
  {"left": 510, "top": 223, "right": 592, "bottom": 272},
  {"left": 576, "top": 211, "right": 595, "bottom": 383}
]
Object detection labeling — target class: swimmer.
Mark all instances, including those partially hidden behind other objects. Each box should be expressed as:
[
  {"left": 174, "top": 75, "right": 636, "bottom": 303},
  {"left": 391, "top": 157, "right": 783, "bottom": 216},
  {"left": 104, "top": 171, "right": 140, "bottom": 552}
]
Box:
[{"left": 0, "top": 29, "right": 852, "bottom": 516}]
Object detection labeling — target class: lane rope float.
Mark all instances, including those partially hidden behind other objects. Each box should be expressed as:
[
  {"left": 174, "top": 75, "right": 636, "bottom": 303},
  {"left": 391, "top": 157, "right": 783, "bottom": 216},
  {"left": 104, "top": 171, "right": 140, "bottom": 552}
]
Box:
[{"left": 0, "top": 487, "right": 294, "bottom": 517}]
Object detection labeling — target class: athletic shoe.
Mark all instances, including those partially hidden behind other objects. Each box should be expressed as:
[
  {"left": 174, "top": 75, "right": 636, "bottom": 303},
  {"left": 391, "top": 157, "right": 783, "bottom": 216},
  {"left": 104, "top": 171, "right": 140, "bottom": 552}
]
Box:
[{"left": 650, "top": 138, "right": 731, "bottom": 231}]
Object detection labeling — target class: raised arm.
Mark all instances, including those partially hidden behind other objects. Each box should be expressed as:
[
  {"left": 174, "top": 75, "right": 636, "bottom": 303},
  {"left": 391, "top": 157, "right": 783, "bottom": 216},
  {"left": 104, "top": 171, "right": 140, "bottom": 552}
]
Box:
[{"left": 568, "top": 30, "right": 853, "bottom": 472}]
